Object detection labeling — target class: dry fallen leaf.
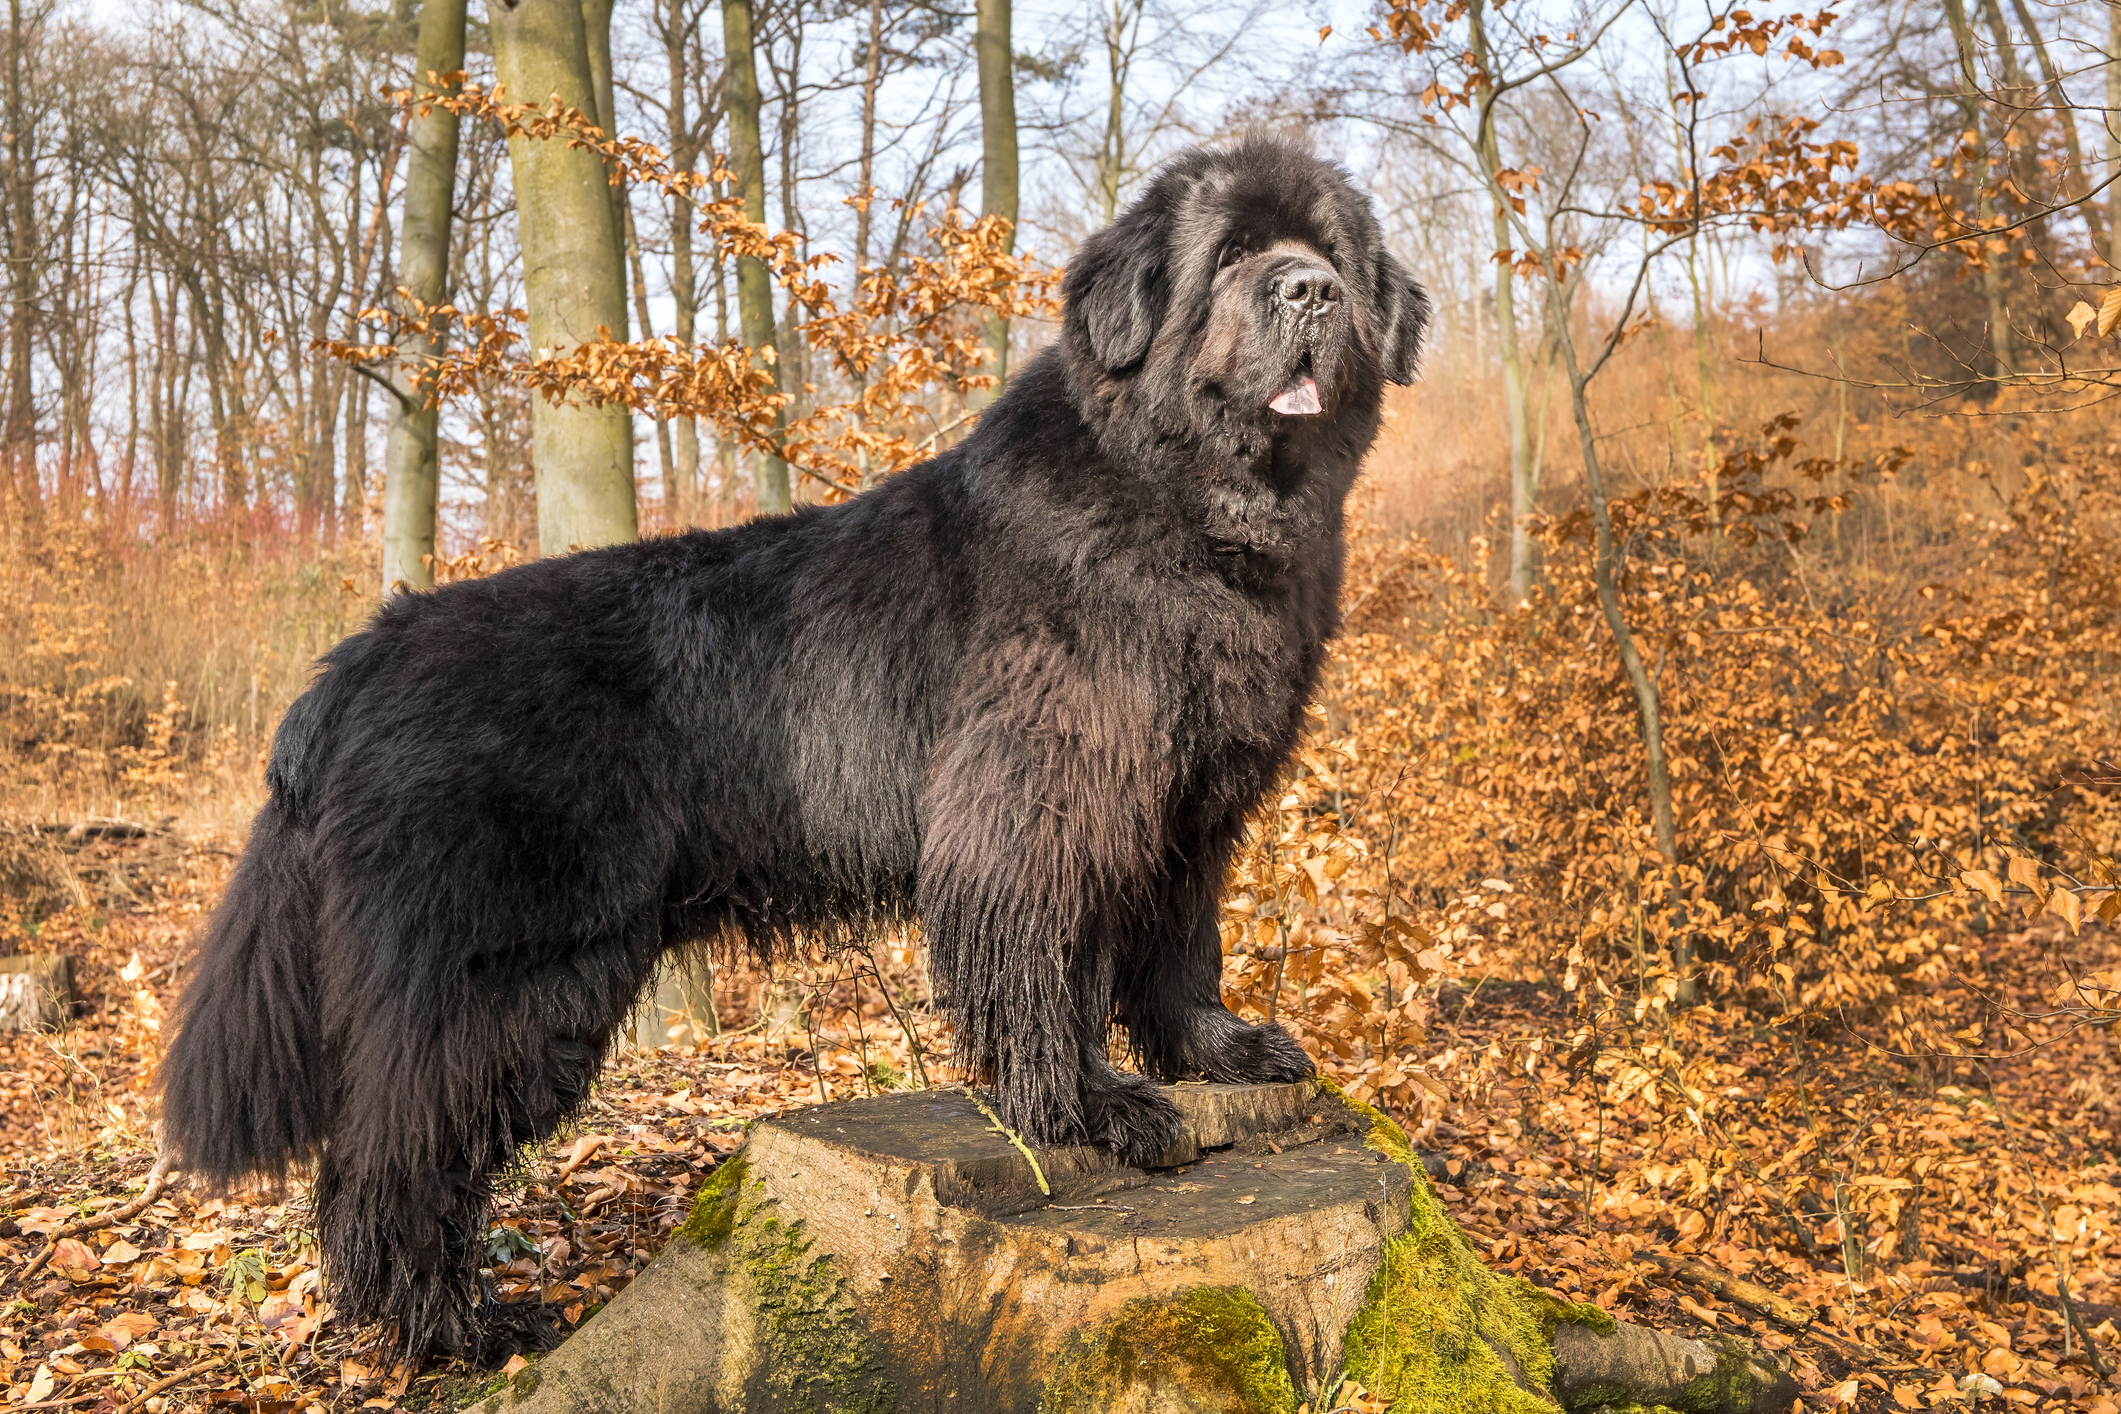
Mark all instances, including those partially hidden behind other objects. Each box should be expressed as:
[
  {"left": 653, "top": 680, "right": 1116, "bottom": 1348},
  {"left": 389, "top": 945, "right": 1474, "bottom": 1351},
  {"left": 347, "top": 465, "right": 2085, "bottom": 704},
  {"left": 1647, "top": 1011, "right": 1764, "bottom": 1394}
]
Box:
[
  {"left": 50, "top": 1237, "right": 100, "bottom": 1274},
  {"left": 1675, "top": 1293, "right": 1720, "bottom": 1327}
]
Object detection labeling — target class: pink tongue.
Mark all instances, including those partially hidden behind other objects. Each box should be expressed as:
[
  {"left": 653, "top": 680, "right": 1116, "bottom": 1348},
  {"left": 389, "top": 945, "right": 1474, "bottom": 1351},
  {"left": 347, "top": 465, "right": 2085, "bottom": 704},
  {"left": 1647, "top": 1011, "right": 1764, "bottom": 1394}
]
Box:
[{"left": 1269, "top": 377, "right": 1321, "bottom": 416}]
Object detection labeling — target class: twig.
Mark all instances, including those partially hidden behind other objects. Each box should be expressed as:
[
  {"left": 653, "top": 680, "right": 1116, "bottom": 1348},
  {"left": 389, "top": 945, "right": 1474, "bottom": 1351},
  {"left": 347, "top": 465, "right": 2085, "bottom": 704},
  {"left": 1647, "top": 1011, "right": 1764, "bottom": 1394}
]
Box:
[
  {"left": 912, "top": 411, "right": 976, "bottom": 454},
  {"left": 20, "top": 1152, "right": 175, "bottom": 1282},
  {"left": 955, "top": 1086, "right": 1050, "bottom": 1196},
  {"left": 865, "top": 941, "right": 932, "bottom": 1089},
  {"left": 1984, "top": 1077, "right": 2110, "bottom": 1378},
  {"left": 115, "top": 1357, "right": 229, "bottom": 1414},
  {"left": 1633, "top": 1249, "right": 1818, "bottom": 1330},
  {"left": 30, "top": 818, "right": 156, "bottom": 840}
]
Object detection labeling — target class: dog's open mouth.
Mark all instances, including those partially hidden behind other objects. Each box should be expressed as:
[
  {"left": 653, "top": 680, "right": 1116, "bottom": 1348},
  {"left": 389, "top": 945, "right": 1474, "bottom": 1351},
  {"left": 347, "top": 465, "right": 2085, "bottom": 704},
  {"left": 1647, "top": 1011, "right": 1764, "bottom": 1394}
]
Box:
[{"left": 1268, "top": 352, "right": 1321, "bottom": 416}]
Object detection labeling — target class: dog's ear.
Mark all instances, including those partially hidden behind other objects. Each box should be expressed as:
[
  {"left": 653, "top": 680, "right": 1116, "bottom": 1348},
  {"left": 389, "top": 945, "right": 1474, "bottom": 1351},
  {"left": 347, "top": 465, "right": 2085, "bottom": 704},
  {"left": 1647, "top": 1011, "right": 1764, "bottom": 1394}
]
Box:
[
  {"left": 1376, "top": 251, "right": 1431, "bottom": 385},
  {"left": 1065, "top": 211, "right": 1169, "bottom": 373}
]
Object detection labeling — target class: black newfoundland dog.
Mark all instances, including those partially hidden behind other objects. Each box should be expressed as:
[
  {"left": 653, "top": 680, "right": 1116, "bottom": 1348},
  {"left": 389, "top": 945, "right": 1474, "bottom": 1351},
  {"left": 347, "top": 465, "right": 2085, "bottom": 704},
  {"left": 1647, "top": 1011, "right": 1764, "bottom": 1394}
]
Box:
[{"left": 160, "top": 133, "right": 1429, "bottom": 1362}]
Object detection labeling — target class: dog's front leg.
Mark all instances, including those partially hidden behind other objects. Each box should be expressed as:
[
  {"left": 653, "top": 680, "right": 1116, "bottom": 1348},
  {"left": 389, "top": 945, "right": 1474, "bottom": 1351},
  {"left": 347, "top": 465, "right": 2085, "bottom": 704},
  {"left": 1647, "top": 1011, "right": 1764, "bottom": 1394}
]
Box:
[
  {"left": 1119, "top": 881, "right": 1316, "bottom": 1086},
  {"left": 916, "top": 714, "right": 1184, "bottom": 1166}
]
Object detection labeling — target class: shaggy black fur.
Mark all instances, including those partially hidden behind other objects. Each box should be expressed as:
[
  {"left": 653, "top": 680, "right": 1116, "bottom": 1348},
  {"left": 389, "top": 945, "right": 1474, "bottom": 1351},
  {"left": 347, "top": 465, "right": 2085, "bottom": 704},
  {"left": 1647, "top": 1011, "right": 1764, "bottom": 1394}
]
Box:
[{"left": 158, "top": 134, "right": 1429, "bottom": 1365}]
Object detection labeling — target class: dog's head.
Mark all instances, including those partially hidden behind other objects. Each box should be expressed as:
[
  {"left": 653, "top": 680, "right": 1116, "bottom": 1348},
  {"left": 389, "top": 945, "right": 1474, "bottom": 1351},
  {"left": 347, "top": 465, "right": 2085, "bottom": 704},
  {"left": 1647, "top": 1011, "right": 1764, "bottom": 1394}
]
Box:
[{"left": 1062, "top": 134, "right": 1429, "bottom": 499}]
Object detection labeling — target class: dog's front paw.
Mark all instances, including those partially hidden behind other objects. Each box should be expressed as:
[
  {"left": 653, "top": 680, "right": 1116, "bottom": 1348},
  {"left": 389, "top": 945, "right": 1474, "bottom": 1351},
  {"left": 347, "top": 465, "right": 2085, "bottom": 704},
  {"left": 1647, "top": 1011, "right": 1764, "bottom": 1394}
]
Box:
[
  {"left": 1082, "top": 1072, "right": 1185, "bottom": 1168},
  {"left": 1205, "top": 1020, "right": 1315, "bottom": 1085}
]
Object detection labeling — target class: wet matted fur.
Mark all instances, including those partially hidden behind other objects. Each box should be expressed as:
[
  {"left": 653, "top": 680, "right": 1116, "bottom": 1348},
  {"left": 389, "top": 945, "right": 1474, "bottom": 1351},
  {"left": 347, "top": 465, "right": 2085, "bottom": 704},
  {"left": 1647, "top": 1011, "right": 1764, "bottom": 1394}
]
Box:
[{"left": 159, "top": 133, "right": 1430, "bottom": 1364}]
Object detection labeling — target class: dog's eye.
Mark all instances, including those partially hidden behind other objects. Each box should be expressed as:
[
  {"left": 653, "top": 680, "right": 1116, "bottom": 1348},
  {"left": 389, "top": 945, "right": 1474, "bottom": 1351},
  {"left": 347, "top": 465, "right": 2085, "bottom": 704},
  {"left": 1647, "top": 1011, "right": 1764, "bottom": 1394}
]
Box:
[{"left": 1218, "top": 242, "right": 1247, "bottom": 270}]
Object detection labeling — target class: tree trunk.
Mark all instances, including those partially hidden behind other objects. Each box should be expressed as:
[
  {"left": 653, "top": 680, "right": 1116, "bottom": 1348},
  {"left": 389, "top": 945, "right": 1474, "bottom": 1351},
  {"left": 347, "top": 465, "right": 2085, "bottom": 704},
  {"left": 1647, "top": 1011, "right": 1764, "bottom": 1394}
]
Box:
[
  {"left": 623, "top": 199, "right": 678, "bottom": 524},
  {"left": 2108, "top": 0, "right": 2121, "bottom": 273},
  {"left": 491, "top": 0, "right": 638, "bottom": 556},
  {"left": 580, "top": 0, "right": 627, "bottom": 349},
  {"left": 381, "top": 0, "right": 468, "bottom": 595},
  {"left": 967, "top": 0, "right": 1017, "bottom": 411},
  {"left": 2007, "top": 0, "right": 2107, "bottom": 257},
  {"left": 721, "top": 0, "right": 788, "bottom": 515},
  {"left": 1554, "top": 320, "right": 1689, "bottom": 1000},
  {"left": 1468, "top": 0, "right": 1534, "bottom": 603},
  {"left": 664, "top": 3, "right": 704, "bottom": 525},
  {"left": 854, "top": 0, "right": 882, "bottom": 276},
  {"left": 848, "top": 0, "right": 884, "bottom": 486},
  {"left": 713, "top": 207, "right": 734, "bottom": 521},
  {"left": 1097, "top": 0, "right": 1130, "bottom": 223},
  {"left": 5, "top": 0, "right": 36, "bottom": 522},
  {"left": 1942, "top": 0, "right": 2009, "bottom": 377},
  {"left": 477, "top": 1083, "right": 1795, "bottom": 1414}
]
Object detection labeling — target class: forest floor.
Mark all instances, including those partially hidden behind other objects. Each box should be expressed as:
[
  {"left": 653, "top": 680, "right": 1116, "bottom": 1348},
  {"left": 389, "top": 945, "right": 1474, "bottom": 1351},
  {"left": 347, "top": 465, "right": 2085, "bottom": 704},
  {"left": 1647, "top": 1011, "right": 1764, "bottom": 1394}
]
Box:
[{"left": 0, "top": 822, "right": 2117, "bottom": 1414}]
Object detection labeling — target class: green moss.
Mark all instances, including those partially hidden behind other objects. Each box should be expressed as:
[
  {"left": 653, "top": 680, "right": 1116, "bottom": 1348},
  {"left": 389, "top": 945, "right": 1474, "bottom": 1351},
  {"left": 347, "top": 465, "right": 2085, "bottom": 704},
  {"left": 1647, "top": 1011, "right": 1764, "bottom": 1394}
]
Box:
[
  {"left": 674, "top": 1153, "right": 750, "bottom": 1249},
  {"left": 469, "top": 1357, "right": 541, "bottom": 1411},
  {"left": 1675, "top": 1338, "right": 1770, "bottom": 1412},
  {"left": 1040, "top": 1286, "right": 1299, "bottom": 1414},
  {"left": 675, "top": 1150, "right": 898, "bottom": 1411},
  {"left": 1323, "top": 1079, "right": 1611, "bottom": 1414},
  {"left": 737, "top": 1206, "right": 899, "bottom": 1413}
]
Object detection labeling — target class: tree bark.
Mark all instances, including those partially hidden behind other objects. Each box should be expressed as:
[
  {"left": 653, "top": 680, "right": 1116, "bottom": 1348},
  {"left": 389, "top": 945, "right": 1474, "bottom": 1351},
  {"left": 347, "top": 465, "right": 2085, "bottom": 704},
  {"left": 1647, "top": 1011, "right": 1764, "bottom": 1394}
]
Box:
[
  {"left": 967, "top": 0, "right": 1017, "bottom": 411},
  {"left": 1554, "top": 321, "right": 1689, "bottom": 999},
  {"left": 2007, "top": 0, "right": 2107, "bottom": 258},
  {"left": 623, "top": 199, "right": 678, "bottom": 522},
  {"left": 1942, "top": 0, "right": 2009, "bottom": 377},
  {"left": 721, "top": 0, "right": 788, "bottom": 515},
  {"left": 491, "top": 0, "right": 638, "bottom": 555},
  {"left": 2110, "top": 0, "right": 2121, "bottom": 273},
  {"left": 5, "top": 0, "right": 36, "bottom": 521},
  {"left": 579, "top": 0, "right": 627, "bottom": 350},
  {"left": 1097, "top": 0, "right": 1134, "bottom": 223},
  {"left": 854, "top": 0, "right": 882, "bottom": 276},
  {"left": 663, "top": 0, "right": 706, "bottom": 524},
  {"left": 381, "top": 0, "right": 468, "bottom": 595},
  {"left": 1468, "top": 0, "right": 1535, "bottom": 603}
]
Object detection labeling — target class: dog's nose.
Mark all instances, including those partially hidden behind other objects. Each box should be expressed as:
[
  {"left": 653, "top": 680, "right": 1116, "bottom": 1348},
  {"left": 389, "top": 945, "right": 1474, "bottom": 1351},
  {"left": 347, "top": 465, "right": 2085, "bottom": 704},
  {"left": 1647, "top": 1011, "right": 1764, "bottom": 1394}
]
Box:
[{"left": 1277, "top": 266, "right": 1339, "bottom": 313}]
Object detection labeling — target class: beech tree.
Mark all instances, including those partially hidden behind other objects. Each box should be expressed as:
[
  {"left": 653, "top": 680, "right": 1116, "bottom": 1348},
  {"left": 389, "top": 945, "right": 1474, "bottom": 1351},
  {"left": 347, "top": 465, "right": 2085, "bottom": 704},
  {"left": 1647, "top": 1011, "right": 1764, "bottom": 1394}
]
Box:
[
  {"left": 970, "top": 0, "right": 1018, "bottom": 404},
  {"left": 720, "top": 0, "right": 787, "bottom": 514},
  {"left": 489, "top": 0, "right": 637, "bottom": 554},
  {"left": 380, "top": 0, "right": 468, "bottom": 594}
]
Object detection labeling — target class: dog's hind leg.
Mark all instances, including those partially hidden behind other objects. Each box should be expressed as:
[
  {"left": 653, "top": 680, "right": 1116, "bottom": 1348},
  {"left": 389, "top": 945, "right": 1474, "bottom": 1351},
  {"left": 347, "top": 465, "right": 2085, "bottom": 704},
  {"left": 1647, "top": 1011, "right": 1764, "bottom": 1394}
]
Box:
[
  {"left": 316, "top": 911, "right": 664, "bottom": 1365},
  {"left": 1118, "top": 868, "right": 1315, "bottom": 1087}
]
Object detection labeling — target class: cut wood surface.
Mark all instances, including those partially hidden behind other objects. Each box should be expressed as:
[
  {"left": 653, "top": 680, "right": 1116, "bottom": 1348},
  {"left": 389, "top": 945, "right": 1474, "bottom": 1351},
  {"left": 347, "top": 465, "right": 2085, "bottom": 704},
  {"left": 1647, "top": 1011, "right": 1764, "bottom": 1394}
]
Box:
[{"left": 470, "top": 1081, "right": 1800, "bottom": 1414}]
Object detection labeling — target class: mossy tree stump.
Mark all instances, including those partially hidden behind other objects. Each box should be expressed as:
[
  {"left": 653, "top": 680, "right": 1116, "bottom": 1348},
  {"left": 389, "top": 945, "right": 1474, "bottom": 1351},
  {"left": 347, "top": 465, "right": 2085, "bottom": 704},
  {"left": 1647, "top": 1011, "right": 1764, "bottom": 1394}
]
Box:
[{"left": 476, "top": 1082, "right": 1796, "bottom": 1414}]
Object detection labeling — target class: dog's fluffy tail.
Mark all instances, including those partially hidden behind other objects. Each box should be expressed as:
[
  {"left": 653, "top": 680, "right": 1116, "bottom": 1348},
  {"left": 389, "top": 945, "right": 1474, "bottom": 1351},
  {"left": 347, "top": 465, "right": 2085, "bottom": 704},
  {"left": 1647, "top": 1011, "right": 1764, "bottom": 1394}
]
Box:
[{"left": 159, "top": 798, "right": 329, "bottom": 1186}]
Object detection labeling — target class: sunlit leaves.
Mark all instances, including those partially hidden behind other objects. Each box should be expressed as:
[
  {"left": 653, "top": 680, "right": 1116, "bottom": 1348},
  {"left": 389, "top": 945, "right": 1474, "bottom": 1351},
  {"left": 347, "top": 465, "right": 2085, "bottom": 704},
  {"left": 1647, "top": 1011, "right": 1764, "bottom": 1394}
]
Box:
[{"left": 329, "top": 83, "right": 1061, "bottom": 503}]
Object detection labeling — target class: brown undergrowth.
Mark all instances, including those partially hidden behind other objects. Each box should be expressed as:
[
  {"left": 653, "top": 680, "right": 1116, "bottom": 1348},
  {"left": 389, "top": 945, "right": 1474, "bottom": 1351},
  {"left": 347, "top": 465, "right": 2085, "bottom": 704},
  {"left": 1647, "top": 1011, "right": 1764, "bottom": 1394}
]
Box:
[
  {"left": 0, "top": 830, "right": 2114, "bottom": 1412},
  {"left": 2, "top": 425, "right": 2119, "bottom": 1413}
]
